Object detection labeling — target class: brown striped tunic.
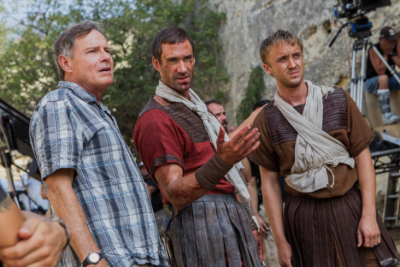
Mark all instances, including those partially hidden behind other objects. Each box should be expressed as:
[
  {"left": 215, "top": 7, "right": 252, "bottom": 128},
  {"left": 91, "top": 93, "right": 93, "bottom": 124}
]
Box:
[{"left": 249, "top": 87, "right": 400, "bottom": 267}]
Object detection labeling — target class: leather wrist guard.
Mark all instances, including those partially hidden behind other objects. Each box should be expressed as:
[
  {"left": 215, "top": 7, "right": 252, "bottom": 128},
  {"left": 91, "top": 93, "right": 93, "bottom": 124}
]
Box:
[{"left": 195, "top": 153, "right": 232, "bottom": 191}]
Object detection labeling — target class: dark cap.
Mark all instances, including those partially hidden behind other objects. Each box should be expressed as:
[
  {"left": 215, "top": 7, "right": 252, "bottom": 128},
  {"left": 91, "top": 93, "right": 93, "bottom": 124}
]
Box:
[{"left": 380, "top": 26, "right": 398, "bottom": 42}]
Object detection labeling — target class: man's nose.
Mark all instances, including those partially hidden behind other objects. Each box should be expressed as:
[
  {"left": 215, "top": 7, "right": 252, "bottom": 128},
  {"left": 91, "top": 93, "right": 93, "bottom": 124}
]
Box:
[
  {"left": 177, "top": 60, "right": 188, "bottom": 73},
  {"left": 288, "top": 57, "right": 296, "bottom": 68},
  {"left": 221, "top": 114, "right": 227, "bottom": 121},
  {"left": 100, "top": 50, "right": 112, "bottom": 62}
]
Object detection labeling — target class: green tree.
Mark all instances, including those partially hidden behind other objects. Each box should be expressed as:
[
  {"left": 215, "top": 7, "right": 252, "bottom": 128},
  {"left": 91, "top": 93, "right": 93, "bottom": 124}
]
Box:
[
  {"left": 236, "top": 66, "right": 266, "bottom": 124},
  {"left": 0, "top": 0, "right": 228, "bottom": 151},
  {"left": 0, "top": 5, "right": 7, "bottom": 57}
]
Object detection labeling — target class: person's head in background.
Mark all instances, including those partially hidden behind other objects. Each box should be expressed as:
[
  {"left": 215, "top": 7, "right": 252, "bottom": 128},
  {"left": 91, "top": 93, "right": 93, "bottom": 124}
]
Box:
[
  {"left": 138, "top": 162, "right": 149, "bottom": 179},
  {"left": 205, "top": 99, "right": 228, "bottom": 131}
]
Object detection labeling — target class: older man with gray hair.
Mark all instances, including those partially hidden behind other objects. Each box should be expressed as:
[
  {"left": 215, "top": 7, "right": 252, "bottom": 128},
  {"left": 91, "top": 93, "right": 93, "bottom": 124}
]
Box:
[{"left": 29, "top": 21, "right": 168, "bottom": 267}]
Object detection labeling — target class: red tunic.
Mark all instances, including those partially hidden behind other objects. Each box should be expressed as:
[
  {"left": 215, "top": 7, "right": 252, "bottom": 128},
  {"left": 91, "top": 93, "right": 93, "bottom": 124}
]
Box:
[{"left": 133, "top": 97, "right": 234, "bottom": 204}]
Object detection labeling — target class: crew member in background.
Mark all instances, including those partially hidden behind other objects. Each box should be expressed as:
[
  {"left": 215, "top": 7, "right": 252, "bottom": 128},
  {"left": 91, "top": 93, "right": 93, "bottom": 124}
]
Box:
[
  {"left": 365, "top": 26, "right": 400, "bottom": 124},
  {"left": 19, "top": 160, "right": 49, "bottom": 214}
]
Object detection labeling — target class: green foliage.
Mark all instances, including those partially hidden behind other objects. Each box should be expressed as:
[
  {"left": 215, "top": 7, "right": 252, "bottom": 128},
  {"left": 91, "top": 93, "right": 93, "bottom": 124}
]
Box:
[
  {"left": 236, "top": 66, "right": 266, "bottom": 124},
  {"left": 0, "top": 0, "right": 228, "bottom": 150}
]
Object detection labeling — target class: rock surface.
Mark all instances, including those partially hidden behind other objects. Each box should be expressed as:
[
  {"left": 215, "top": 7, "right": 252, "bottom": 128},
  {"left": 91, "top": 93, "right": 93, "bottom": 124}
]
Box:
[{"left": 208, "top": 0, "right": 400, "bottom": 123}]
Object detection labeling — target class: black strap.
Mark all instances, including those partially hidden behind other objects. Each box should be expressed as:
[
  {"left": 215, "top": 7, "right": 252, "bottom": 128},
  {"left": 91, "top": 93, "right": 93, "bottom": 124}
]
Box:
[{"left": 82, "top": 253, "right": 103, "bottom": 267}]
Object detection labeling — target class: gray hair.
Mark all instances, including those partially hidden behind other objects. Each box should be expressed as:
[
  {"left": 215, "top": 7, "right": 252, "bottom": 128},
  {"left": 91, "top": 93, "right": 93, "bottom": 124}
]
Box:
[{"left": 54, "top": 21, "right": 105, "bottom": 80}]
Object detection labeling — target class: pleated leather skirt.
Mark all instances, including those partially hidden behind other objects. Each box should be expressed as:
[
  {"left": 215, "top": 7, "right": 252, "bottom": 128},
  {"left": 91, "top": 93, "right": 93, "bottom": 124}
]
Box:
[
  {"left": 161, "top": 194, "right": 262, "bottom": 267},
  {"left": 284, "top": 187, "right": 400, "bottom": 267}
]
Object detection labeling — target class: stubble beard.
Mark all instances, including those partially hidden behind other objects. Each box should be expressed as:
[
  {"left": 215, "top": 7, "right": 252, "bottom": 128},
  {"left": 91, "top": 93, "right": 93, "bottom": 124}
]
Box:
[
  {"left": 171, "top": 73, "right": 193, "bottom": 94},
  {"left": 280, "top": 72, "right": 304, "bottom": 89}
]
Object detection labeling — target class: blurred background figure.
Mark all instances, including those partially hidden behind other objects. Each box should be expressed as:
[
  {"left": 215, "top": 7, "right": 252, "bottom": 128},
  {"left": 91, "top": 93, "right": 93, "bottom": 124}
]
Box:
[
  {"left": 19, "top": 160, "right": 49, "bottom": 214},
  {"left": 0, "top": 159, "right": 48, "bottom": 215},
  {"left": 205, "top": 99, "right": 228, "bottom": 131}
]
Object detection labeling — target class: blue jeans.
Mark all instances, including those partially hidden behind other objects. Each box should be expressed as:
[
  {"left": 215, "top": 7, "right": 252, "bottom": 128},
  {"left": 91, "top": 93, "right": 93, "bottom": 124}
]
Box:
[{"left": 365, "top": 73, "right": 400, "bottom": 95}]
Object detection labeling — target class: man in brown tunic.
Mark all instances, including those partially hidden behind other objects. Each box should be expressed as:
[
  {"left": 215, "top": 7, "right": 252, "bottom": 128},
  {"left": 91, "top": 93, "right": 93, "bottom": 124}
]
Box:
[{"left": 249, "top": 30, "right": 400, "bottom": 267}]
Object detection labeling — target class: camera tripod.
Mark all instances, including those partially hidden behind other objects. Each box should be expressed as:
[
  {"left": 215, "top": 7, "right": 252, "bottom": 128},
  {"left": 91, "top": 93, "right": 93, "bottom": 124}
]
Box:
[{"left": 329, "top": 16, "right": 400, "bottom": 113}]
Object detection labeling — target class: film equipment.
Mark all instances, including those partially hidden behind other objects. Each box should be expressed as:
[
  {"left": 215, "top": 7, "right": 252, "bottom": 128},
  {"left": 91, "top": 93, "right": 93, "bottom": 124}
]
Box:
[
  {"left": 0, "top": 98, "right": 42, "bottom": 211},
  {"left": 329, "top": 0, "right": 400, "bottom": 113}
]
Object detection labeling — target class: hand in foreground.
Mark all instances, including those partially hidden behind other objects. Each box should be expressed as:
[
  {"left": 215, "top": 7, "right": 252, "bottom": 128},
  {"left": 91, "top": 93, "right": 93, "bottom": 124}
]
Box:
[
  {"left": 277, "top": 241, "right": 293, "bottom": 267},
  {"left": 252, "top": 230, "right": 263, "bottom": 262},
  {"left": 357, "top": 215, "right": 381, "bottom": 248},
  {"left": 256, "top": 215, "right": 270, "bottom": 239},
  {"left": 0, "top": 218, "right": 67, "bottom": 267},
  {"left": 217, "top": 126, "right": 260, "bottom": 166}
]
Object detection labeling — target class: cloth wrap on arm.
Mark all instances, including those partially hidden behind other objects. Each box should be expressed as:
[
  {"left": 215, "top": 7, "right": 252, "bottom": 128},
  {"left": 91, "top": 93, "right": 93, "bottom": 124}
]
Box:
[
  {"left": 274, "top": 80, "right": 355, "bottom": 193},
  {"left": 156, "top": 80, "right": 258, "bottom": 229}
]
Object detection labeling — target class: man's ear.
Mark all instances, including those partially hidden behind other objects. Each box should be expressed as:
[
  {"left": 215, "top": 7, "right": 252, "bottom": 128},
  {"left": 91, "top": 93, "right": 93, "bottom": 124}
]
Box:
[
  {"left": 152, "top": 57, "right": 161, "bottom": 72},
  {"left": 263, "top": 63, "right": 274, "bottom": 77},
  {"left": 58, "top": 55, "right": 73, "bottom": 74}
]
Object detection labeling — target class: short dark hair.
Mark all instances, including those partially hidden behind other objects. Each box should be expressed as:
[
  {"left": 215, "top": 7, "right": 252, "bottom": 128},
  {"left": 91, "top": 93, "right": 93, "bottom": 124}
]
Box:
[
  {"left": 54, "top": 21, "right": 104, "bottom": 80},
  {"left": 253, "top": 99, "right": 271, "bottom": 111},
  {"left": 152, "top": 26, "right": 195, "bottom": 63},
  {"left": 260, "top": 30, "right": 303, "bottom": 65},
  {"left": 204, "top": 99, "right": 222, "bottom": 106}
]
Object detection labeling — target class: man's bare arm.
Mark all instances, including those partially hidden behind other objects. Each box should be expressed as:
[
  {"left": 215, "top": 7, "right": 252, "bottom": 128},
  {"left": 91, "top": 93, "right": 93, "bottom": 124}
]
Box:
[
  {"left": 228, "top": 106, "right": 266, "bottom": 139},
  {"left": 355, "top": 147, "right": 381, "bottom": 248},
  {"left": 155, "top": 126, "right": 260, "bottom": 210},
  {"left": 370, "top": 48, "right": 388, "bottom": 75},
  {"left": 46, "top": 168, "right": 107, "bottom": 266},
  {"left": 260, "top": 166, "right": 292, "bottom": 267}
]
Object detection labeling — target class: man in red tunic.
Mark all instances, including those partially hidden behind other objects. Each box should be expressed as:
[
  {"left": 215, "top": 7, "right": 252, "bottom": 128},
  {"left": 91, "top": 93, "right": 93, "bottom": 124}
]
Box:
[{"left": 134, "top": 26, "right": 263, "bottom": 267}]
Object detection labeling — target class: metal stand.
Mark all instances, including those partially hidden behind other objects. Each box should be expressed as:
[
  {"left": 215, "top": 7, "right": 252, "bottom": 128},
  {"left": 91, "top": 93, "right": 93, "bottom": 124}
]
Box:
[
  {"left": 328, "top": 16, "right": 400, "bottom": 113},
  {"left": 349, "top": 38, "right": 400, "bottom": 113}
]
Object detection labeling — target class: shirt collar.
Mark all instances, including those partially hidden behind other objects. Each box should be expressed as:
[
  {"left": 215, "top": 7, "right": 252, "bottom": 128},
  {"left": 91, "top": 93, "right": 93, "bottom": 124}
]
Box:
[
  {"left": 58, "top": 81, "right": 113, "bottom": 116},
  {"left": 58, "top": 81, "right": 98, "bottom": 104}
]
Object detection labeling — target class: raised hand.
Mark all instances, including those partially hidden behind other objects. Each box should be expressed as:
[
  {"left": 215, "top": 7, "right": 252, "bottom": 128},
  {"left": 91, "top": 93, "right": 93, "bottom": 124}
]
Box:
[{"left": 217, "top": 126, "right": 260, "bottom": 166}]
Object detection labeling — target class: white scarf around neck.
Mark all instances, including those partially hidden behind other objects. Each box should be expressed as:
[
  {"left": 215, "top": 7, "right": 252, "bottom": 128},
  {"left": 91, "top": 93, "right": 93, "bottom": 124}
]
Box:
[{"left": 274, "top": 80, "right": 355, "bottom": 193}]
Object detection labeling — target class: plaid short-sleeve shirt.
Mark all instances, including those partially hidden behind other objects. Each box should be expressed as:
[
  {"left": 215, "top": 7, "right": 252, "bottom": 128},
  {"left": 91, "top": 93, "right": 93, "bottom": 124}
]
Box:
[{"left": 29, "top": 81, "right": 168, "bottom": 267}]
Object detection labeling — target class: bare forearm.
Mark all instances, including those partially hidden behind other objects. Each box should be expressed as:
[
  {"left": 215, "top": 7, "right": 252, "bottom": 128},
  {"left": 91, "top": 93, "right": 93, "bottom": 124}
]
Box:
[
  {"left": 262, "top": 177, "right": 285, "bottom": 244},
  {"left": 356, "top": 148, "right": 376, "bottom": 217},
  {"left": 376, "top": 57, "right": 388, "bottom": 75},
  {"left": 228, "top": 118, "right": 251, "bottom": 139},
  {"left": 391, "top": 56, "right": 400, "bottom": 69},
  {"left": 248, "top": 177, "right": 259, "bottom": 216},
  {"left": 48, "top": 185, "right": 100, "bottom": 261},
  {"left": 165, "top": 172, "right": 208, "bottom": 210}
]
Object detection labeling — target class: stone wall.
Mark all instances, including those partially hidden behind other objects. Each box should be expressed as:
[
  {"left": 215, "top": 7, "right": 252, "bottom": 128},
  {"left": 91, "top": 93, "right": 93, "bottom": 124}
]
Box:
[{"left": 208, "top": 0, "right": 400, "bottom": 124}]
